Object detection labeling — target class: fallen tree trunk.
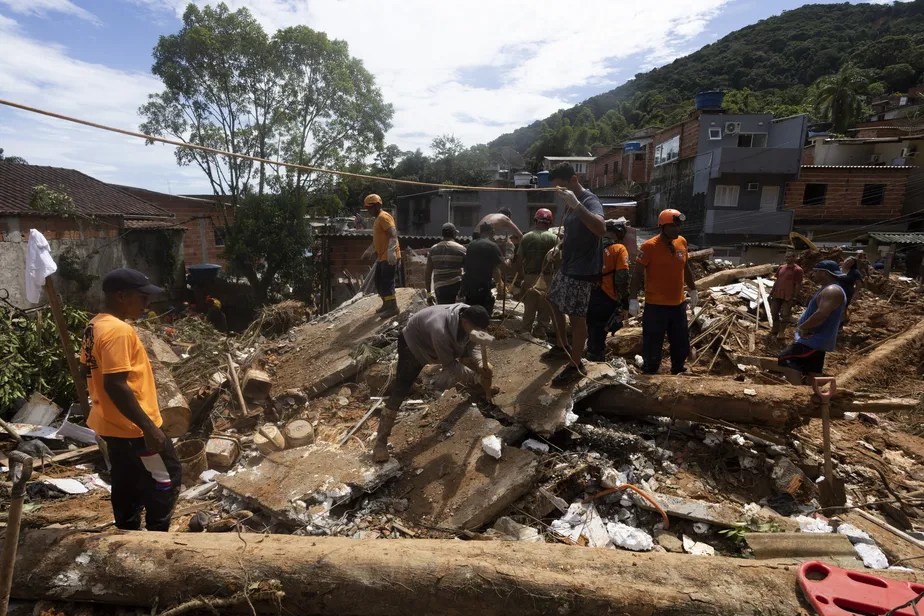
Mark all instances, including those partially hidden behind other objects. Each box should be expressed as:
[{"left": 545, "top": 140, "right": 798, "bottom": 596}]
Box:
[
  {"left": 688, "top": 248, "right": 714, "bottom": 261},
  {"left": 696, "top": 264, "right": 776, "bottom": 291},
  {"left": 837, "top": 317, "right": 924, "bottom": 388},
  {"left": 583, "top": 376, "right": 917, "bottom": 429},
  {"left": 14, "top": 529, "right": 917, "bottom": 615}
]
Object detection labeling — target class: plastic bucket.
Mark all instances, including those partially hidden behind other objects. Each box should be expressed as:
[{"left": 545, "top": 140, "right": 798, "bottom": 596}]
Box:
[{"left": 175, "top": 439, "right": 207, "bottom": 487}]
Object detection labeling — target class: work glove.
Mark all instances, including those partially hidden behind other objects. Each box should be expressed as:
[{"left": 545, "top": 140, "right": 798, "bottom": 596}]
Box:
[
  {"left": 555, "top": 188, "right": 581, "bottom": 210},
  {"left": 387, "top": 250, "right": 397, "bottom": 266},
  {"left": 688, "top": 288, "right": 699, "bottom": 309},
  {"left": 426, "top": 292, "right": 436, "bottom": 306},
  {"left": 628, "top": 299, "right": 640, "bottom": 317}
]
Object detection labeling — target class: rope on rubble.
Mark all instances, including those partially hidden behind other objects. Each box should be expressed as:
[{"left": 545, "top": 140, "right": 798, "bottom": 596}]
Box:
[{"left": 0, "top": 98, "right": 561, "bottom": 193}]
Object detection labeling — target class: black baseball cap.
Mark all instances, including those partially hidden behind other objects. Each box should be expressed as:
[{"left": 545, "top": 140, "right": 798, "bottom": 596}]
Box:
[{"left": 101, "top": 268, "right": 164, "bottom": 295}]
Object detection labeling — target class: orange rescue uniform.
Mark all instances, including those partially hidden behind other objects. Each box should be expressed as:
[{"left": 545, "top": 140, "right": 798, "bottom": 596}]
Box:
[
  {"left": 637, "top": 235, "right": 688, "bottom": 306},
  {"left": 81, "top": 313, "right": 162, "bottom": 438},
  {"left": 373, "top": 211, "right": 401, "bottom": 262},
  {"left": 601, "top": 243, "right": 629, "bottom": 301}
]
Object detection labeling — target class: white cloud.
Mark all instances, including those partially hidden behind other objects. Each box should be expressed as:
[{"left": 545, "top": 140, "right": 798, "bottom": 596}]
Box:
[
  {"left": 0, "top": 0, "right": 100, "bottom": 25},
  {"left": 0, "top": 16, "right": 206, "bottom": 191},
  {"left": 1, "top": 0, "right": 738, "bottom": 192},
  {"left": 138, "top": 0, "right": 733, "bottom": 151}
]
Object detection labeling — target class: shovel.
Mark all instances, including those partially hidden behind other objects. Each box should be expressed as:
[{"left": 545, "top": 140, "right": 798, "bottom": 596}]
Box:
[
  {"left": 0, "top": 451, "right": 33, "bottom": 616},
  {"left": 812, "top": 377, "right": 846, "bottom": 508}
]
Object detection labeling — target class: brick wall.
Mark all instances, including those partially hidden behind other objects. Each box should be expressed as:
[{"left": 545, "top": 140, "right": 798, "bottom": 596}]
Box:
[
  {"left": 783, "top": 167, "right": 911, "bottom": 223},
  {"left": 167, "top": 201, "right": 230, "bottom": 266},
  {"left": 680, "top": 118, "right": 700, "bottom": 160},
  {"left": 590, "top": 150, "right": 622, "bottom": 190},
  {"left": 0, "top": 215, "right": 122, "bottom": 242}
]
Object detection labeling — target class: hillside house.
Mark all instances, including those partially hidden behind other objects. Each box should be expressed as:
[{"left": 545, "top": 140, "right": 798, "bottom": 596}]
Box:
[
  {"left": 645, "top": 97, "right": 807, "bottom": 246},
  {"left": 540, "top": 156, "right": 596, "bottom": 183},
  {"left": 113, "top": 185, "right": 233, "bottom": 267},
  {"left": 0, "top": 163, "right": 183, "bottom": 309}
]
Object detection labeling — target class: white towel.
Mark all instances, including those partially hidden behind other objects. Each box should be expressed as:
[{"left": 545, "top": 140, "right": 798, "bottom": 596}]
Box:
[{"left": 25, "top": 229, "right": 57, "bottom": 304}]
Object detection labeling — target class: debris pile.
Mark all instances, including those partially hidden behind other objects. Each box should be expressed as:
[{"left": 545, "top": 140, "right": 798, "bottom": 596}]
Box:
[{"left": 2, "top": 262, "right": 923, "bottom": 615}]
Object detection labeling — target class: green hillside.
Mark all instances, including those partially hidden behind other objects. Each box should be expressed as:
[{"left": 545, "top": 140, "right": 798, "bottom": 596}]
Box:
[{"left": 491, "top": 0, "right": 924, "bottom": 163}]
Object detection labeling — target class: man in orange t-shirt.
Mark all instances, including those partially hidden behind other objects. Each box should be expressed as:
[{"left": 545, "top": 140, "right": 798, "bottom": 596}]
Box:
[
  {"left": 586, "top": 219, "right": 630, "bottom": 361},
  {"left": 628, "top": 209, "right": 697, "bottom": 374},
  {"left": 80, "top": 268, "right": 181, "bottom": 531},
  {"left": 362, "top": 193, "right": 401, "bottom": 317}
]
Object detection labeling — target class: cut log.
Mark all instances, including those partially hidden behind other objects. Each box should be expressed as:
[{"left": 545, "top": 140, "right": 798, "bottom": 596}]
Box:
[
  {"left": 695, "top": 264, "right": 776, "bottom": 291},
  {"left": 688, "top": 248, "right": 714, "bottom": 261},
  {"left": 13, "top": 530, "right": 922, "bottom": 615},
  {"left": 581, "top": 376, "right": 916, "bottom": 429},
  {"left": 837, "top": 317, "right": 924, "bottom": 388}
]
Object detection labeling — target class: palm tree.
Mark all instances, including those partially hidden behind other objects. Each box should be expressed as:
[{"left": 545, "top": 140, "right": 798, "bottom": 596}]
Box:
[{"left": 812, "top": 63, "right": 869, "bottom": 134}]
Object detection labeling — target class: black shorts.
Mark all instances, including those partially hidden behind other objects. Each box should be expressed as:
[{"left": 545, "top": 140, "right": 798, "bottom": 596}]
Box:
[{"left": 778, "top": 342, "right": 826, "bottom": 375}]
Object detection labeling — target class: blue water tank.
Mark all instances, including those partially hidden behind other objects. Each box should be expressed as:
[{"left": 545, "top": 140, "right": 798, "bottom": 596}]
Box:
[
  {"left": 187, "top": 263, "right": 221, "bottom": 286},
  {"left": 536, "top": 170, "right": 551, "bottom": 188},
  {"left": 694, "top": 91, "right": 725, "bottom": 110}
]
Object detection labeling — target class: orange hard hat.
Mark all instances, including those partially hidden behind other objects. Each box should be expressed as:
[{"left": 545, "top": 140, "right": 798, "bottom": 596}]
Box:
[
  {"left": 658, "top": 209, "right": 685, "bottom": 226},
  {"left": 363, "top": 194, "right": 383, "bottom": 208},
  {"left": 534, "top": 208, "right": 553, "bottom": 223}
]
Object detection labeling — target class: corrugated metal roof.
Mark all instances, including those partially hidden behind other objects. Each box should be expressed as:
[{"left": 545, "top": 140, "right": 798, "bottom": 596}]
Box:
[
  {"left": 867, "top": 232, "right": 924, "bottom": 245},
  {"left": 801, "top": 165, "right": 918, "bottom": 170},
  {"left": 0, "top": 163, "right": 173, "bottom": 218},
  {"left": 122, "top": 219, "right": 186, "bottom": 230},
  {"left": 542, "top": 156, "right": 596, "bottom": 161}
]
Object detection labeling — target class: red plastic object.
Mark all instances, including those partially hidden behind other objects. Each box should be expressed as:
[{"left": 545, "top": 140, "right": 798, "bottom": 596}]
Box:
[{"left": 799, "top": 561, "right": 924, "bottom": 616}]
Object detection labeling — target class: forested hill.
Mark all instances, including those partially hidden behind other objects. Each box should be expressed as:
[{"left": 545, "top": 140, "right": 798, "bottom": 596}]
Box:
[{"left": 491, "top": 0, "right": 924, "bottom": 160}]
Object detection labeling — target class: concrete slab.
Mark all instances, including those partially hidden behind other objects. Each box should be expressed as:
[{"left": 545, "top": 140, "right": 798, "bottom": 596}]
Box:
[
  {"left": 388, "top": 389, "right": 540, "bottom": 530},
  {"left": 217, "top": 443, "right": 401, "bottom": 524},
  {"left": 635, "top": 492, "right": 800, "bottom": 531},
  {"left": 490, "top": 337, "right": 617, "bottom": 436},
  {"left": 746, "top": 533, "right": 858, "bottom": 561},
  {"left": 270, "top": 289, "right": 424, "bottom": 397}
]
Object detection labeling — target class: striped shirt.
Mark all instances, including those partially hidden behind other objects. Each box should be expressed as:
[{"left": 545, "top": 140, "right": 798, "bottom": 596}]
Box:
[{"left": 428, "top": 240, "right": 466, "bottom": 289}]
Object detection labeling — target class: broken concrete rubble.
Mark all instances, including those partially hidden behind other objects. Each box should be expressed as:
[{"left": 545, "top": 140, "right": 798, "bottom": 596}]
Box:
[
  {"left": 216, "top": 442, "right": 401, "bottom": 525},
  {"left": 386, "top": 389, "right": 540, "bottom": 530},
  {"left": 267, "top": 289, "right": 424, "bottom": 398}
]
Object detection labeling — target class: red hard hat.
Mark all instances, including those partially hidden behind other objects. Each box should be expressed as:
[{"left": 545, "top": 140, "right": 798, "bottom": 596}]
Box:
[
  {"left": 658, "top": 209, "right": 685, "bottom": 226},
  {"left": 534, "top": 208, "right": 553, "bottom": 223}
]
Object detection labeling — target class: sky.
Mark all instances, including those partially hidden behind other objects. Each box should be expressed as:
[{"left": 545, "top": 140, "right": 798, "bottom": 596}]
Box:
[{"left": 0, "top": 0, "right": 900, "bottom": 193}]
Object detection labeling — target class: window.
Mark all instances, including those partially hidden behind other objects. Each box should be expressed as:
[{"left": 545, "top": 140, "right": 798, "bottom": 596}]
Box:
[
  {"left": 760, "top": 186, "right": 780, "bottom": 212},
  {"left": 634, "top": 153, "right": 644, "bottom": 161},
  {"left": 746, "top": 183, "right": 760, "bottom": 192},
  {"left": 603, "top": 163, "right": 609, "bottom": 175},
  {"left": 213, "top": 226, "right": 226, "bottom": 247},
  {"left": 572, "top": 162, "right": 587, "bottom": 174},
  {"left": 654, "top": 135, "right": 681, "bottom": 166},
  {"left": 737, "top": 133, "right": 768, "bottom": 148},
  {"left": 861, "top": 183, "right": 887, "bottom": 206},
  {"left": 714, "top": 185, "right": 740, "bottom": 208},
  {"left": 708, "top": 127, "right": 723, "bottom": 140},
  {"left": 803, "top": 183, "right": 827, "bottom": 206},
  {"left": 452, "top": 207, "right": 477, "bottom": 228}
]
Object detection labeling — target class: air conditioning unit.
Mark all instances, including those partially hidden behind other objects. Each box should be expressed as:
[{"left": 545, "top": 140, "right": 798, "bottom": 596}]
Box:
[
  {"left": 747, "top": 183, "right": 760, "bottom": 192},
  {"left": 724, "top": 122, "right": 741, "bottom": 135}
]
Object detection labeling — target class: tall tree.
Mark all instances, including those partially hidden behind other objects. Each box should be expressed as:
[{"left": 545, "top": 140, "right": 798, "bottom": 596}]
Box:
[
  {"left": 0, "top": 148, "right": 28, "bottom": 164},
  {"left": 223, "top": 190, "right": 313, "bottom": 302},
  {"left": 139, "top": 2, "right": 392, "bottom": 204},
  {"left": 812, "top": 62, "right": 870, "bottom": 134}
]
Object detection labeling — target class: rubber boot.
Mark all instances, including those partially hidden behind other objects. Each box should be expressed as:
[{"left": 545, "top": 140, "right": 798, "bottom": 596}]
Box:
[
  {"left": 372, "top": 407, "right": 398, "bottom": 463},
  {"left": 378, "top": 297, "right": 399, "bottom": 318}
]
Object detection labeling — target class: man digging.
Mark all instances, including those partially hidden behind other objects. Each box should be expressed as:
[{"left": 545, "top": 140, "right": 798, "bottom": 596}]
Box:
[{"left": 373, "top": 304, "right": 493, "bottom": 462}]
